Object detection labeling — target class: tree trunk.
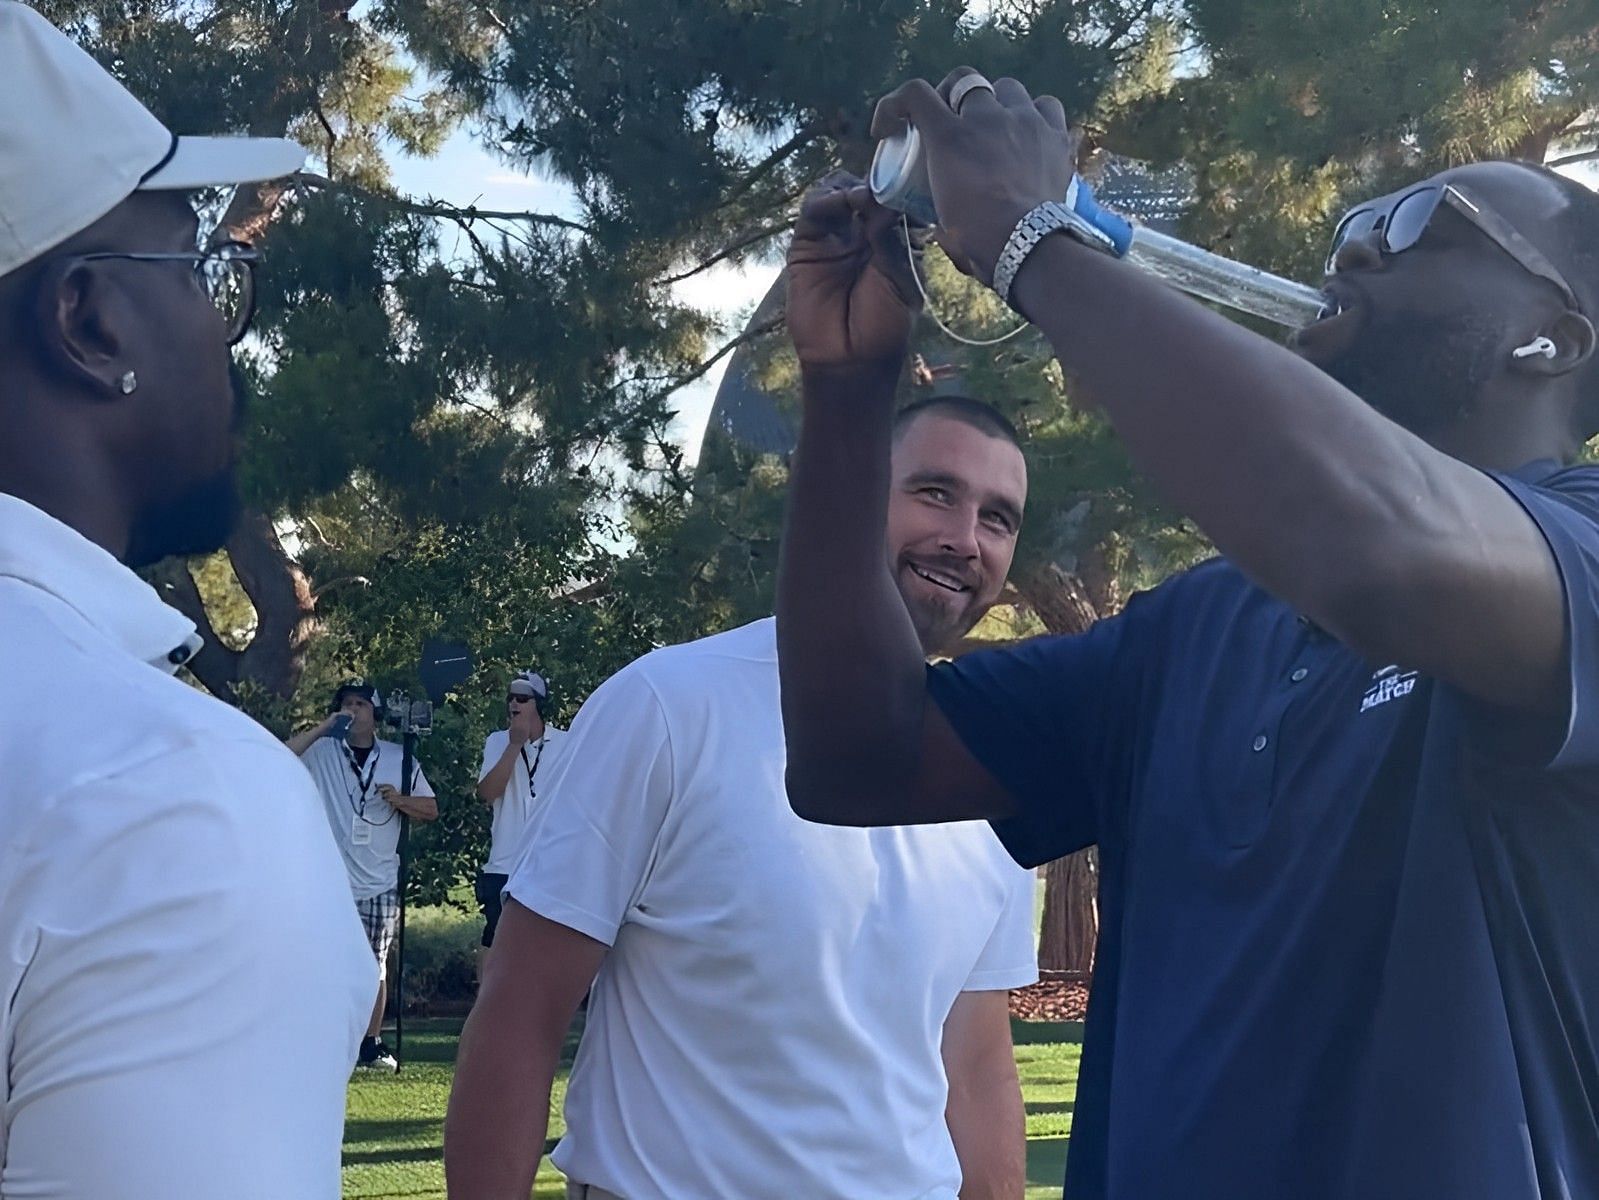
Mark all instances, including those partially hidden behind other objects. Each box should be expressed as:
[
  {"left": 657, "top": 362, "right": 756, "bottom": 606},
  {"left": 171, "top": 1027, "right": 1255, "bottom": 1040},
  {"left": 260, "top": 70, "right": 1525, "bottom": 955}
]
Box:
[
  {"left": 147, "top": 510, "right": 317, "bottom": 702},
  {"left": 1038, "top": 849, "right": 1099, "bottom": 975}
]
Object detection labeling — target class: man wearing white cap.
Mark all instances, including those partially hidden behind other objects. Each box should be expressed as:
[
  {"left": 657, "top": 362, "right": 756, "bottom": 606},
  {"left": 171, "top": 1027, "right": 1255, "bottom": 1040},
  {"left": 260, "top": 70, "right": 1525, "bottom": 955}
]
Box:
[
  {"left": 0, "top": 4, "right": 373, "bottom": 1197},
  {"left": 291, "top": 682, "right": 439, "bottom": 1070},
  {"left": 473, "top": 670, "right": 569, "bottom": 949}
]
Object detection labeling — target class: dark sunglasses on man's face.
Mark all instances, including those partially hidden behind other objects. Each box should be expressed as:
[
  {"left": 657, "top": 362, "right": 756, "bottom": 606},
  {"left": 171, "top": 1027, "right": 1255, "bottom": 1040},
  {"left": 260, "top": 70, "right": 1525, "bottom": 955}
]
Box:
[
  {"left": 1326, "top": 182, "right": 1582, "bottom": 313},
  {"left": 507, "top": 694, "right": 532, "bottom": 706}
]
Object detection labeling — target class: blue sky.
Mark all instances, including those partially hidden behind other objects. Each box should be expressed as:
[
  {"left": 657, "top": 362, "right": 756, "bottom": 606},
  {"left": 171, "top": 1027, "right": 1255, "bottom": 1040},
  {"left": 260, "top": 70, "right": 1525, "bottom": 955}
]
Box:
[{"left": 386, "top": 127, "right": 781, "bottom": 467}]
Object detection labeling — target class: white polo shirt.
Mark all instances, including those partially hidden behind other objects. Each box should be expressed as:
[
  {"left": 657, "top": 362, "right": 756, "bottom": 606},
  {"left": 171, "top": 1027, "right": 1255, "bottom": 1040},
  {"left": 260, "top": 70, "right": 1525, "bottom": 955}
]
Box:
[
  {"left": 477, "top": 726, "right": 569, "bottom": 874},
  {"left": 0, "top": 493, "right": 375, "bottom": 1199},
  {"left": 508, "top": 618, "right": 1037, "bottom": 1200},
  {"left": 300, "top": 737, "right": 433, "bottom": 901}
]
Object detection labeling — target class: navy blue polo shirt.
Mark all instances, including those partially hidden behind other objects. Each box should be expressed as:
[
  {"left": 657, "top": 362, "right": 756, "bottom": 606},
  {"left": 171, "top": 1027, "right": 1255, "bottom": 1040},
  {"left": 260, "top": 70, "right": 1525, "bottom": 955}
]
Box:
[{"left": 929, "top": 461, "right": 1599, "bottom": 1200}]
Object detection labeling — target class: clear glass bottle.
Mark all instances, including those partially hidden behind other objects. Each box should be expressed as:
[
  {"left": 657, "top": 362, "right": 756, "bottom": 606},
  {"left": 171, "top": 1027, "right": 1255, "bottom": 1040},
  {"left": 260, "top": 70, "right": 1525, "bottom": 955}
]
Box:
[{"left": 869, "top": 126, "right": 1326, "bottom": 329}]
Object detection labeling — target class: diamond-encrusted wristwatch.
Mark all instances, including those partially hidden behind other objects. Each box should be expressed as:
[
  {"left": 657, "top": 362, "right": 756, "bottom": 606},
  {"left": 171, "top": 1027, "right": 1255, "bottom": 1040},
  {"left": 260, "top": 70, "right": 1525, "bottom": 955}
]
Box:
[{"left": 990, "top": 178, "right": 1130, "bottom": 309}]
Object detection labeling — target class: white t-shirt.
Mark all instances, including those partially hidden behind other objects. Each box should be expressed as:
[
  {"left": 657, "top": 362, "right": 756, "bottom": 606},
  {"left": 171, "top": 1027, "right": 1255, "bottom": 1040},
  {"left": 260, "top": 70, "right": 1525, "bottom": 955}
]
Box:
[
  {"left": 301, "top": 736, "right": 434, "bottom": 900},
  {"left": 0, "top": 494, "right": 374, "bottom": 1198},
  {"left": 477, "top": 726, "right": 570, "bottom": 874},
  {"left": 508, "top": 618, "right": 1037, "bottom": 1200}
]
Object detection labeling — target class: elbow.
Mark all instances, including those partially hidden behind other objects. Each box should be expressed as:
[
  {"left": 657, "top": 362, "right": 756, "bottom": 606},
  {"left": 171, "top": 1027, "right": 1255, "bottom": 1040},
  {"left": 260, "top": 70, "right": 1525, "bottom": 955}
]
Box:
[
  {"left": 785, "top": 759, "right": 905, "bottom": 827},
  {"left": 474, "top": 783, "right": 495, "bottom": 803},
  {"left": 786, "top": 766, "right": 848, "bottom": 825}
]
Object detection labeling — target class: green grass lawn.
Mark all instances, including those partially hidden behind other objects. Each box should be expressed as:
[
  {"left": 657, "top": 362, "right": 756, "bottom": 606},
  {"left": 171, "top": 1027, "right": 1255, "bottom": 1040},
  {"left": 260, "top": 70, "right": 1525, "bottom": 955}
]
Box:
[{"left": 343, "top": 1015, "right": 1081, "bottom": 1199}]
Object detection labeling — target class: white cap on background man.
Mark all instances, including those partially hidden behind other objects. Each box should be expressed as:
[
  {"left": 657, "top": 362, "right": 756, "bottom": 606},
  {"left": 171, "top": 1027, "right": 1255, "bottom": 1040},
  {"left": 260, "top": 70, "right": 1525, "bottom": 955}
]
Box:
[{"left": 509, "top": 671, "right": 549, "bottom": 701}]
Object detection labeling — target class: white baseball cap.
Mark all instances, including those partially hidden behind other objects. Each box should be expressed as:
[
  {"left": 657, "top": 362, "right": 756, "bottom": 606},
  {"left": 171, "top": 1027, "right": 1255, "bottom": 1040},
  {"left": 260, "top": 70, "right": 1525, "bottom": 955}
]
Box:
[
  {"left": 509, "top": 671, "right": 548, "bottom": 700},
  {"left": 0, "top": 1, "right": 307, "bottom": 279}
]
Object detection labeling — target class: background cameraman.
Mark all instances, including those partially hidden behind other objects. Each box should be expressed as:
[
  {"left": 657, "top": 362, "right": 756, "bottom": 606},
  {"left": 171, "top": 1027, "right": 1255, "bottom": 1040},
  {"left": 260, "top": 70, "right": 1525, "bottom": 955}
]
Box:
[{"left": 291, "top": 682, "right": 438, "bottom": 1070}]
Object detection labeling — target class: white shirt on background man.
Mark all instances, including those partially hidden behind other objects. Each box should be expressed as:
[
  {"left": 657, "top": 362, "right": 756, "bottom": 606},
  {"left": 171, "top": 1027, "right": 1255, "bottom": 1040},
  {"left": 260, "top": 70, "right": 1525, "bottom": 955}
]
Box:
[
  {"left": 0, "top": 493, "right": 374, "bottom": 1198},
  {"left": 508, "top": 617, "right": 1038, "bottom": 1200},
  {"left": 301, "top": 736, "right": 434, "bottom": 900},
  {"left": 478, "top": 725, "right": 569, "bottom": 874}
]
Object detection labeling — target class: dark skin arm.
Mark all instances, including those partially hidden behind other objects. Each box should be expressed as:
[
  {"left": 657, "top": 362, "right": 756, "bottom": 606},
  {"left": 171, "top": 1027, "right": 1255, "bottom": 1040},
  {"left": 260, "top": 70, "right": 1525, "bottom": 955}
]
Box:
[
  {"left": 877, "top": 73, "right": 1568, "bottom": 710},
  {"left": 780, "top": 74, "right": 1577, "bottom": 827},
  {"left": 777, "top": 181, "right": 1014, "bottom": 825}
]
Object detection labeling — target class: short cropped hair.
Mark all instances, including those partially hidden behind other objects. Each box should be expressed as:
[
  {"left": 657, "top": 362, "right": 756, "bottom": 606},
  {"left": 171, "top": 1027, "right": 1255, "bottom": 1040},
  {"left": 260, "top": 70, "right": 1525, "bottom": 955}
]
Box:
[{"left": 892, "top": 395, "right": 1022, "bottom": 449}]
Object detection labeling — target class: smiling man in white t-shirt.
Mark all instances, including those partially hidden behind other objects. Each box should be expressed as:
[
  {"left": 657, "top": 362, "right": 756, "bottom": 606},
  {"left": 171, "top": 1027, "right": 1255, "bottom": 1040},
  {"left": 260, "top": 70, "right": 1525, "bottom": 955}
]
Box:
[
  {"left": 446, "top": 395, "right": 1038, "bottom": 1200},
  {"left": 474, "top": 670, "right": 569, "bottom": 949}
]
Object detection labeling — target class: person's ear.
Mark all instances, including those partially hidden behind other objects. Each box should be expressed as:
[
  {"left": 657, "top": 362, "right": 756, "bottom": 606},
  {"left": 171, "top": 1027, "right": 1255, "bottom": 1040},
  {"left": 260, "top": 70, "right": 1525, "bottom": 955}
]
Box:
[
  {"left": 1510, "top": 311, "right": 1595, "bottom": 379},
  {"left": 31, "top": 259, "right": 134, "bottom": 397}
]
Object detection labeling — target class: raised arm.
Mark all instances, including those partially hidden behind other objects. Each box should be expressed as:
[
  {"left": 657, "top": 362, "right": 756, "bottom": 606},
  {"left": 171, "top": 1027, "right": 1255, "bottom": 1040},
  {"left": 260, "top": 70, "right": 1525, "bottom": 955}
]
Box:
[
  {"left": 285, "top": 713, "right": 338, "bottom": 757},
  {"left": 777, "top": 180, "right": 1014, "bottom": 826},
  {"left": 876, "top": 73, "right": 1586, "bottom": 715},
  {"left": 475, "top": 737, "right": 522, "bottom": 803}
]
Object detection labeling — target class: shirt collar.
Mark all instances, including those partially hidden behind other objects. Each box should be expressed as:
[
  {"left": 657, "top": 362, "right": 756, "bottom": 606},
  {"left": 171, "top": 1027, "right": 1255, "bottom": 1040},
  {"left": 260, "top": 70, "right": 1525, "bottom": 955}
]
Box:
[{"left": 0, "top": 493, "right": 203, "bottom": 674}]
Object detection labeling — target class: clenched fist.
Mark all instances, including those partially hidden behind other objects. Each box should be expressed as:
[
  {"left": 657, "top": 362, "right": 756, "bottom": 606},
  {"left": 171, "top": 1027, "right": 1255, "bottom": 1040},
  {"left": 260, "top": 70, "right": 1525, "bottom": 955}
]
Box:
[{"left": 786, "top": 172, "right": 923, "bottom": 371}]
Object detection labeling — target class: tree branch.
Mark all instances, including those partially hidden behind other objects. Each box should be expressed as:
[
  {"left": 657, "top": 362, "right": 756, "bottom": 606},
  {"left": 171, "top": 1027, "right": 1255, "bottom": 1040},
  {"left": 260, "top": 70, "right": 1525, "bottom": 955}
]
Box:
[
  {"left": 229, "top": 511, "right": 320, "bottom": 701},
  {"left": 311, "top": 91, "right": 339, "bottom": 175},
  {"left": 473, "top": 1, "right": 512, "bottom": 36},
  {"left": 145, "top": 559, "right": 241, "bottom": 699},
  {"left": 1098, "top": 0, "right": 1162, "bottom": 56},
  {"left": 622, "top": 312, "right": 786, "bottom": 405},
  {"left": 716, "top": 122, "right": 823, "bottom": 212},
  {"left": 294, "top": 172, "right": 593, "bottom": 234},
  {"left": 656, "top": 217, "right": 795, "bottom": 288}
]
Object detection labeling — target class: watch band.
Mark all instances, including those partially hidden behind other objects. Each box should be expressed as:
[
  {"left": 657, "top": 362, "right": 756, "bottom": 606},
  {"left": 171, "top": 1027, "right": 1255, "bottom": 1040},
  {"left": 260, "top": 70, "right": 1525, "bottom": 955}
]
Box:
[{"left": 990, "top": 180, "right": 1123, "bottom": 308}]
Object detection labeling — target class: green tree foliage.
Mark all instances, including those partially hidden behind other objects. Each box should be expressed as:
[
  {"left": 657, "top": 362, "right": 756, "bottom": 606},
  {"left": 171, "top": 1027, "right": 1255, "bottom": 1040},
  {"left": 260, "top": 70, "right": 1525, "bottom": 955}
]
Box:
[{"left": 55, "top": 0, "right": 1599, "bottom": 914}]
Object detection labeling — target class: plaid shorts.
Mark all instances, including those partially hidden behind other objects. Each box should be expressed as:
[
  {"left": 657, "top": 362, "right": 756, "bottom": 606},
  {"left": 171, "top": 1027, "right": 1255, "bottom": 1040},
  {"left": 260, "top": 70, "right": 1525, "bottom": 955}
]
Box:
[{"left": 355, "top": 887, "right": 401, "bottom": 967}]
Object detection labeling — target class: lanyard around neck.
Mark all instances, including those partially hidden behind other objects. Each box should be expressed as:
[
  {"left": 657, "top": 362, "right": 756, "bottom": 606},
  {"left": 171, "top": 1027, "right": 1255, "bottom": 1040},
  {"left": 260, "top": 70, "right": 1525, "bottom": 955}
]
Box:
[
  {"left": 343, "top": 741, "right": 381, "bottom": 813},
  {"left": 519, "top": 738, "right": 546, "bottom": 797}
]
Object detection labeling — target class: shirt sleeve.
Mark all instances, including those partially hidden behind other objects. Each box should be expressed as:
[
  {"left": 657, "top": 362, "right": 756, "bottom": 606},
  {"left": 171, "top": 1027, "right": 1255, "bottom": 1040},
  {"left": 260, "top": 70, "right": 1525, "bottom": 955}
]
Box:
[
  {"left": 1481, "top": 465, "right": 1599, "bottom": 771},
  {"left": 478, "top": 730, "right": 507, "bottom": 783},
  {"left": 962, "top": 854, "right": 1039, "bottom": 992},
  {"left": 1, "top": 740, "right": 372, "bottom": 1199},
  {"left": 504, "top": 665, "right": 674, "bottom": 947},
  {"left": 927, "top": 586, "right": 1164, "bottom": 868},
  {"left": 409, "top": 760, "right": 435, "bottom": 798}
]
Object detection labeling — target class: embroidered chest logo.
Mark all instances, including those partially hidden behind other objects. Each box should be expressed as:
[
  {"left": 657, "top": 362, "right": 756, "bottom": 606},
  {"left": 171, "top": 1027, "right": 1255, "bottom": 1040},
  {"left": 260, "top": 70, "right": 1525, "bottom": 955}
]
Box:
[{"left": 1361, "top": 665, "right": 1419, "bottom": 713}]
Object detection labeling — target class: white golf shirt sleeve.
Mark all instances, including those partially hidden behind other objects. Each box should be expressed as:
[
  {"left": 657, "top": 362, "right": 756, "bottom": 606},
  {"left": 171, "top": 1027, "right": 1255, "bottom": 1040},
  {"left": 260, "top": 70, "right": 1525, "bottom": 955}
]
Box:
[
  {"left": 478, "top": 728, "right": 509, "bottom": 783},
  {"left": 961, "top": 863, "right": 1039, "bottom": 992},
  {"left": 504, "top": 667, "right": 673, "bottom": 946},
  {"left": 407, "top": 759, "right": 435, "bottom": 798}
]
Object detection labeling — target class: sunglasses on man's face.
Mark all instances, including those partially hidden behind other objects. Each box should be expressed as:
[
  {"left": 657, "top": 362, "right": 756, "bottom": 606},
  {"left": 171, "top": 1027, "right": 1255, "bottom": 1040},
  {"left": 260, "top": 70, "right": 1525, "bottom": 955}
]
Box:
[
  {"left": 507, "top": 694, "right": 533, "bottom": 705},
  {"left": 1326, "top": 182, "right": 1582, "bottom": 314}
]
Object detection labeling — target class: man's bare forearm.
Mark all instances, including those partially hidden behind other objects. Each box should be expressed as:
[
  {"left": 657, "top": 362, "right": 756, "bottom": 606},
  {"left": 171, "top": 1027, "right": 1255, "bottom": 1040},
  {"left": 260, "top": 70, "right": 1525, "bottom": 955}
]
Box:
[
  {"left": 476, "top": 744, "right": 521, "bottom": 803},
  {"left": 776, "top": 360, "right": 928, "bottom": 819},
  {"left": 284, "top": 725, "right": 327, "bottom": 757},
  {"left": 444, "top": 996, "right": 560, "bottom": 1198},
  {"left": 389, "top": 794, "right": 438, "bottom": 822}
]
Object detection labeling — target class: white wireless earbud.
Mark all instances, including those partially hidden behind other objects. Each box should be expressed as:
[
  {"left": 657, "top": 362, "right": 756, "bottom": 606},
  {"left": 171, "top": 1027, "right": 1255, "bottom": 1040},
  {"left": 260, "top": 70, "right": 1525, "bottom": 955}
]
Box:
[{"left": 1512, "top": 335, "right": 1559, "bottom": 360}]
